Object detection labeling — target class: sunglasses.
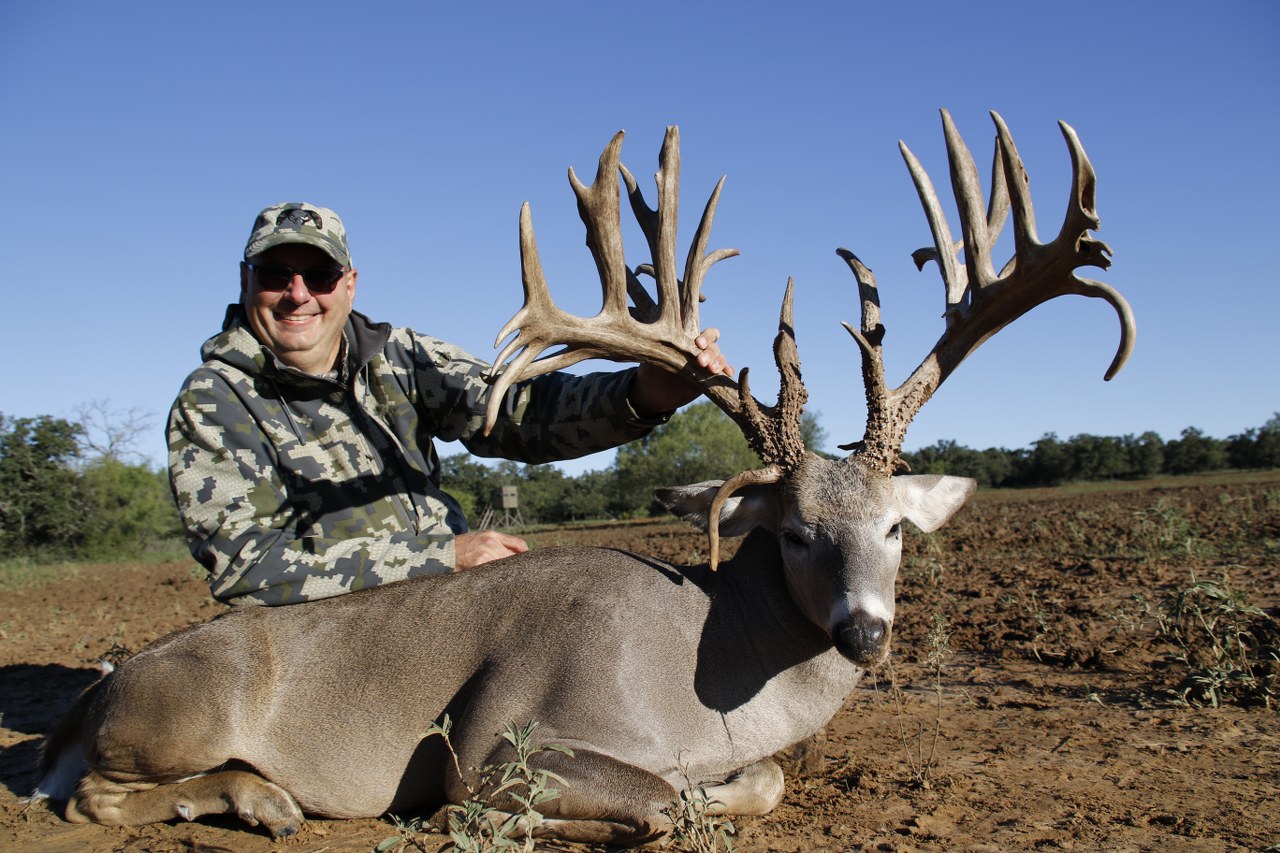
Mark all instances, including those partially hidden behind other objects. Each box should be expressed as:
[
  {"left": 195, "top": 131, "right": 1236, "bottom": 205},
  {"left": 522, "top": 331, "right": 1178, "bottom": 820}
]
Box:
[{"left": 247, "top": 263, "right": 348, "bottom": 294}]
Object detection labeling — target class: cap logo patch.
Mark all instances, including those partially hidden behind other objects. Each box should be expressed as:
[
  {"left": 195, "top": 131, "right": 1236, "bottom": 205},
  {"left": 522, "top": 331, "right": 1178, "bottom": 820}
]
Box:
[{"left": 277, "top": 208, "right": 321, "bottom": 230}]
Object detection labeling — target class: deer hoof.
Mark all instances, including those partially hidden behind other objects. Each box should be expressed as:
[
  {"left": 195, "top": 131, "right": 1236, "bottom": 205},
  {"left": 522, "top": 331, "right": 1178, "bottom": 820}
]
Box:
[{"left": 240, "top": 781, "right": 303, "bottom": 838}]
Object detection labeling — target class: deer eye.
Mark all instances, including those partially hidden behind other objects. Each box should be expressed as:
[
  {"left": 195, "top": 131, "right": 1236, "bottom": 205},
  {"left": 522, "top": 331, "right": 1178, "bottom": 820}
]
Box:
[
  {"left": 887, "top": 522, "right": 902, "bottom": 540},
  {"left": 782, "top": 528, "right": 809, "bottom": 549}
]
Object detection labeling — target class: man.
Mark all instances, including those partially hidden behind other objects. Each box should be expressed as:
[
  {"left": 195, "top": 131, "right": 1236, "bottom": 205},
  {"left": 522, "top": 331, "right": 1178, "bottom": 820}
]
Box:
[{"left": 168, "top": 202, "right": 729, "bottom": 605}]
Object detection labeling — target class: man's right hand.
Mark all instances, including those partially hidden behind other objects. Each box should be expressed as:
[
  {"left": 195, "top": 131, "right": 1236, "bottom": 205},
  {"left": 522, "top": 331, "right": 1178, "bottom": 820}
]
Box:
[{"left": 453, "top": 530, "right": 529, "bottom": 570}]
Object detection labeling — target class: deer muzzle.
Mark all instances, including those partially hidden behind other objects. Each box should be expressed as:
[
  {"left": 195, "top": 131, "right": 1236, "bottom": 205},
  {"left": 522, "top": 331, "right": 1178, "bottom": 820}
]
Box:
[{"left": 834, "top": 610, "right": 892, "bottom": 667}]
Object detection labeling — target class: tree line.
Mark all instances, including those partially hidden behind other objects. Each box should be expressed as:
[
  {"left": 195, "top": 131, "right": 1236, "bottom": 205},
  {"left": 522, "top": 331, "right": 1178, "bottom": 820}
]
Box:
[
  {"left": 0, "top": 408, "right": 180, "bottom": 562},
  {"left": 2, "top": 403, "right": 1277, "bottom": 562},
  {"left": 899, "top": 417, "right": 1280, "bottom": 488},
  {"left": 444, "top": 406, "right": 1280, "bottom": 524}
]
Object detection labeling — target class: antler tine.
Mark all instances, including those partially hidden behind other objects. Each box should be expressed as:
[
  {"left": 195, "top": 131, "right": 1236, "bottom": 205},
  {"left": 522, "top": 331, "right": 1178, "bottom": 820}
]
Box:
[
  {"left": 621, "top": 132, "right": 740, "bottom": 343},
  {"left": 942, "top": 110, "right": 1002, "bottom": 296},
  {"left": 835, "top": 250, "right": 917, "bottom": 468},
  {"left": 705, "top": 280, "right": 807, "bottom": 570},
  {"left": 900, "top": 139, "right": 965, "bottom": 314},
  {"left": 842, "top": 110, "right": 1137, "bottom": 474},
  {"left": 619, "top": 127, "right": 683, "bottom": 323},
  {"left": 985, "top": 131, "right": 1011, "bottom": 252},
  {"left": 571, "top": 132, "right": 634, "bottom": 317},
  {"left": 906, "top": 118, "right": 1013, "bottom": 314},
  {"left": 682, "top": 176, "right": 739, "bottom": 328},
  {"left": 738, "top": 278, "right": 808, "bottom": 468}
]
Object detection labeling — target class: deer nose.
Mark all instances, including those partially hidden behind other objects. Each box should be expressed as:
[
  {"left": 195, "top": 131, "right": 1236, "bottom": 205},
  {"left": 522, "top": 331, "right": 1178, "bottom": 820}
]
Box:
[{"left": 834, "top": 611, "right": 890, "bottom": 665}]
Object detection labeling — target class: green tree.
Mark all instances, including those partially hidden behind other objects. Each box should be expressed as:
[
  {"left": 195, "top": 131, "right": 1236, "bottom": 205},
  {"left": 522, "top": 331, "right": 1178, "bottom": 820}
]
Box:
[
  {"left": 902, "top": 441, "right": 1017, "bottom": 487},
  {"left": 438, "top": 453, "right": 503, "bottom": 521},
  {"left": 612, "top": 402, "right": 826, "bottom": 516},
  {"left": 1022, "top": 433, "right": 1070, "bottom": 486},
  {"left": 511, "top": 463, "right": 572, "bottom": 524},
  {"left": 1163, "top": 427, "right": 1227, "bottom": 475},
  {"left": 1226, "top": 413, "right": 1280, "bottom": 470},
  {"left": 0, "top": 414, "right": 84, "bottom": 556},
  {"left": 561, "top": 469, "right": 616, "bottom": 520},
  {"left": 79, "top": 460, "right": 181, "bottom": 559},
  {"left": 1066, "top": 434, "right": 1128, "bottom": 481},
  {"left": 1124, "top": 431, "right": 1165, "bottom": 479},
  {"left": 977, "top": 447, "right": 1016, "bottom": 487},
  {"left": 613, "top": 402, "right": 762, "bottom": 515}
]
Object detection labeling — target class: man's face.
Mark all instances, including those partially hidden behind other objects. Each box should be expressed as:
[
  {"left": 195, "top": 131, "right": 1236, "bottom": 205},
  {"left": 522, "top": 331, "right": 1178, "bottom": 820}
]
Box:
[{"left": 240, "top": 243, "right": 357, "bottom": 375}]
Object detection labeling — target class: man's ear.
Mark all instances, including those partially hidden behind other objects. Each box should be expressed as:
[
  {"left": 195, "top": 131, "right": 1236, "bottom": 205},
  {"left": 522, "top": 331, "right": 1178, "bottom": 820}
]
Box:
[
  {"left": 346, "top": 267, "right": 358, "bottom": 302},
  {"left": 239, "top": 261, "right": 250, "bottom": 300}
]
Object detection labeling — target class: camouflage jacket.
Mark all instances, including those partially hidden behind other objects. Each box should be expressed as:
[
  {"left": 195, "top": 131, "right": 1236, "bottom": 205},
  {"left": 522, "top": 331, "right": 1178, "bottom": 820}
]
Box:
[{"left": 168, "top": 306, "right": 662, "bottom": 606}]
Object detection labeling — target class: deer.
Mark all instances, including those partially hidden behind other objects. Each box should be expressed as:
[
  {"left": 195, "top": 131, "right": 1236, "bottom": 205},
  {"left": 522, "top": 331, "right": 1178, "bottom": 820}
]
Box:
[{"left": 35, "top": 111, "right": 1135, "bottom": 846}]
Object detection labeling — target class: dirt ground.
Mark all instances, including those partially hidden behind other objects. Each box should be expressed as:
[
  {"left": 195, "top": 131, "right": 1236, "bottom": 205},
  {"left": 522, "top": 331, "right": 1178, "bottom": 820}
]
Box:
[{"left": 2, "top": 472, "right": 1277, "bottom": 852}]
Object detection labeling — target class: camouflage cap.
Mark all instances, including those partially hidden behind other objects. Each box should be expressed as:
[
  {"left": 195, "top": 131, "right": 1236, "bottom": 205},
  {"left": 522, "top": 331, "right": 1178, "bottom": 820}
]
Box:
[{"left": 244, "top": 202, "right": 351, "bottom": 267}]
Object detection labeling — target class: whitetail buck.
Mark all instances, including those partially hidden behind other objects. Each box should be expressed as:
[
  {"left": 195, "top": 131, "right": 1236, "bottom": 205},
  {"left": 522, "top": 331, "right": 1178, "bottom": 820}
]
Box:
[{"left": 36, "top": 112, "right": 1134, "bottom": 845}]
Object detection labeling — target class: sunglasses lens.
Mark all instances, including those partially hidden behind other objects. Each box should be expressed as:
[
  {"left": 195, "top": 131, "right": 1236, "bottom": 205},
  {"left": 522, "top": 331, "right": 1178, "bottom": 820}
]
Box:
[
  {"left": 251, "top": 265, "right": 293, "bottom": 290},
  {"left": 251, "top": 265, "right": 345, "bottom": 293},
  {"left": 302, "top": 268, "right": 344, "bottom": 293}
]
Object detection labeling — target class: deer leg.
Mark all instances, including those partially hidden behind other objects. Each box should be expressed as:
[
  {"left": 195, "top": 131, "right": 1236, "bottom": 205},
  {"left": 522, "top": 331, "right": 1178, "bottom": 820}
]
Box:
[
  {"left": 453, "top": 747, "right": 677, "bottom": 846},
  {"left": 66, "top": 768, "right": 303, "bottom": 838},
  {"left": 701, "top": 757, "right": 785, "bottom": 815}
]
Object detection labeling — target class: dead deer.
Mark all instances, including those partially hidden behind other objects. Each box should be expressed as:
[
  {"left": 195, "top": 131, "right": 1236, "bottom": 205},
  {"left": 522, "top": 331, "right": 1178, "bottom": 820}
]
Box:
[{"left": 35, "top": 112, "right": 1135, "bottom": 846}]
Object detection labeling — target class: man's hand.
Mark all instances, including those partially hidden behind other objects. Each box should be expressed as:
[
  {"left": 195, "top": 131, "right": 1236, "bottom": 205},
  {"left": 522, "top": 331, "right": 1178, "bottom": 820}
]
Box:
[
  {"left": 454, "top": 531, "right": 529, "bottom": 570},
  {"left": 628, "top": 328, "right": 733, "bottom": 417}
]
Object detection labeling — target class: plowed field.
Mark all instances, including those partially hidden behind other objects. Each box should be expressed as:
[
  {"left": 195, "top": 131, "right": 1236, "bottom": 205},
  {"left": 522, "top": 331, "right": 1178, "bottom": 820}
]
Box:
[{"left": 2, "top": 472, "right": 1277, "bottom": 852}]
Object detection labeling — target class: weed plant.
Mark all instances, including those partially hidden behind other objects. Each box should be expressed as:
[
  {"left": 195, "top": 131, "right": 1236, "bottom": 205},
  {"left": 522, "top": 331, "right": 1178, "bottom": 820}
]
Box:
[
  {"left": 663, "top": 768, "right": 737, "bottom": 853},
  {"left": 1005, "top": 583, "right": 1065, "bottom": 662},
  {"left": 379, "top": 718, "right": 739, "bottom": 852},
  {"left": 1133, "top": 498, "right": 1199, "bottom": 561},
  {"left": 888, "top": 612, "right": 953, "bottom": 788},
  {"left": 1140, "top": 570, "right": 1279, "bottom": 708},
  {"left": 380, "top": 717, "right": 571, "bottom": 852}
]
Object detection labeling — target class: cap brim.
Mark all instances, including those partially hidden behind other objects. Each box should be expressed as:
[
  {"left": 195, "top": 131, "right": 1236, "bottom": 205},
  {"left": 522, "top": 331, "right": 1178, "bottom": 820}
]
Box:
[{"left": 245, "top": 232, "right": 349, "bottom": 266}]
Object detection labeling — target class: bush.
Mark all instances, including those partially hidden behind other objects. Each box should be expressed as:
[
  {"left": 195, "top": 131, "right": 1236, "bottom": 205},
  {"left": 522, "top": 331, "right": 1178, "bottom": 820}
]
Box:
[{"left": 79, "top": 460, "right": 182, "bottom": 560}]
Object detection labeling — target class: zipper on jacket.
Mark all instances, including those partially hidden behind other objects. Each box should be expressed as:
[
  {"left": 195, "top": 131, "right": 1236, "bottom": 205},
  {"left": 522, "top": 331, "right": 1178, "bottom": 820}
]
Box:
[{"left": 348, "top": 374, "right": 419, "bottom": 531}]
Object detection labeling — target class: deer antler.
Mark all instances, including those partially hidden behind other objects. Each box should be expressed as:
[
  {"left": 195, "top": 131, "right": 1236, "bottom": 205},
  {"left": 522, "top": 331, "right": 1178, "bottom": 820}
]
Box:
[
  {"left": 840, "top": 110, "right": 1137, "bottom": 473},
  {"left": 484, "top": 128, "right": 808, "bottom": 568}
]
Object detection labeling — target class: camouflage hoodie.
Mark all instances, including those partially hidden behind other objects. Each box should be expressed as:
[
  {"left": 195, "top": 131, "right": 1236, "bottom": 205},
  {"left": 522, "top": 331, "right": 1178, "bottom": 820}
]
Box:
[{"left": 168, "top": 306, "right": 661, "bottom": 605}]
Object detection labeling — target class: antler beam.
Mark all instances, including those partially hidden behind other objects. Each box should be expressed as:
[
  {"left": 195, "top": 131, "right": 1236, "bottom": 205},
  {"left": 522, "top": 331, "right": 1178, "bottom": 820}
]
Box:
[{"left": 842, "top": 110, "right": 1137, "bottom": 473}]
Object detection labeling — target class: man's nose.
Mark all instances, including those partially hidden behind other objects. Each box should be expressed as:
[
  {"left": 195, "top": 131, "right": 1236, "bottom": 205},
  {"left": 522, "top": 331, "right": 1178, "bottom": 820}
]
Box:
[{"left": 284, "top": 275, "right": 312, "bottom": 302}]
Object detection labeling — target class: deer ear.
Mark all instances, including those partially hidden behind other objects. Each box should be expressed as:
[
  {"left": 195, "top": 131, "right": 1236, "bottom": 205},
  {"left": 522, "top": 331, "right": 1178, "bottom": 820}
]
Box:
[
  {"left": 654, "top": 481, "right": 781, "bottom": 536},
  {"left": 892, "top": 475, "right": 976, "bottom": 533}
]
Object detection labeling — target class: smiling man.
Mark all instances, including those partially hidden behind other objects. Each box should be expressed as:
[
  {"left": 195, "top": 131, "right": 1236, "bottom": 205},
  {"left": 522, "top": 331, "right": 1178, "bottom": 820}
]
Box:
[{"left": 168, "top": 202, "right": 728, "bottom": 605}]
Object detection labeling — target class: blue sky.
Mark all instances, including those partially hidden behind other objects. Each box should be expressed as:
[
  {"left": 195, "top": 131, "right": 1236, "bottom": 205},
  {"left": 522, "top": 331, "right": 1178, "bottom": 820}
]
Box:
[{"left": 2, "top": 2, "right": 1276, "bottom": 475}]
